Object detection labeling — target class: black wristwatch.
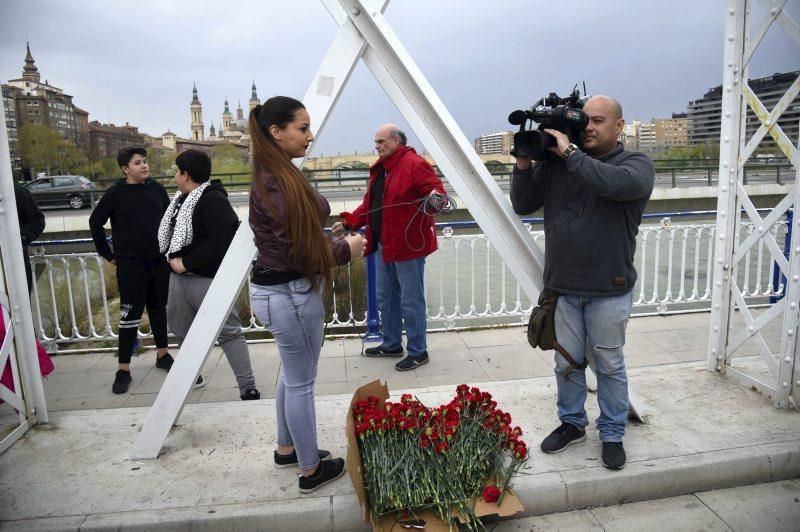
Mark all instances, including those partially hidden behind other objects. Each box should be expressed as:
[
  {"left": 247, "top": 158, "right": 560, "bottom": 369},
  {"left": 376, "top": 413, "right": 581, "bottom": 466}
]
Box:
[{"left": 561, "top": 143, "right": 579, "bottom": 159}]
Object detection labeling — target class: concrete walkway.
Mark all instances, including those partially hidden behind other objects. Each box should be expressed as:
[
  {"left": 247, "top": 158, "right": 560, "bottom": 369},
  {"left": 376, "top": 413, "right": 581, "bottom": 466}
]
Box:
[
  {"left": 6, "top": 312, "right": 784, "bottom": 414},
  {"left": 494, "top": 479, "right": 800, "bottom": 531},
  {"left": 1, "top": 314, "right": 798, "bottom": 530}
]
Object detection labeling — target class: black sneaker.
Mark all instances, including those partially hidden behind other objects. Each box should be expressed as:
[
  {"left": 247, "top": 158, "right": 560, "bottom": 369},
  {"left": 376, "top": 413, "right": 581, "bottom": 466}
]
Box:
[
  {"left": 602, "top": 442, "right": 626, "bottom": 470},
  {"left": 298, "top": 457, "right": 346, "bottom": 493},
  {"left": 155, "top": 353, "right": 174, "bottom": 371},
  {"left": 274, "top": 448, "right": 332, "bottom": 469},
  {"left": 395, "top": 352, "right": 429, "bottom": 371},
  {"left": 112, "top": 370, "right": 132, "bottom": 394},
  {"left": 540, "top": 422, "right": 586, "bottom": 454},
  {"left": 241, "top": 388, "right": 261, "bottom": 401},
  {"left": 364, "top": 345, "right": 404, "bottom": 358},
  {"left": 193, "top": 375, "right": 205, "bottom": 389}
]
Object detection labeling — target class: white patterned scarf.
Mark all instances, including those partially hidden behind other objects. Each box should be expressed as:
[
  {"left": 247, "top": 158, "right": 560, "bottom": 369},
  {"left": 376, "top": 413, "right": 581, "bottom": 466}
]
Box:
[{"left": 158, "top": 181, "right": 211, "bottom": 255}]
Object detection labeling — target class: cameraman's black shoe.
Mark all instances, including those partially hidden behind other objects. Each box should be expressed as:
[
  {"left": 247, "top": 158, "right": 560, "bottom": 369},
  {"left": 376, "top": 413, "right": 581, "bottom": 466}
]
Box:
[
  {"left": 112, "top": 370, "right": 132, "bottom": 395},
  {"left": 364, "top": 345, "right": 404, "bottom": 358},
  {"left": 601, "top": 442, "right": 626, "bottom": 470},
  {"left": 540, "top": 422, "right": 586, "bottom": 454}
]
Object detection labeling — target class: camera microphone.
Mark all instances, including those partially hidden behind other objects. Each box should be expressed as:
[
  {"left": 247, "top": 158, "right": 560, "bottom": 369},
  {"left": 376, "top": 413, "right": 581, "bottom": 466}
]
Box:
[{"left": 508, "top": 110, "right": 528, "bottom": 126}]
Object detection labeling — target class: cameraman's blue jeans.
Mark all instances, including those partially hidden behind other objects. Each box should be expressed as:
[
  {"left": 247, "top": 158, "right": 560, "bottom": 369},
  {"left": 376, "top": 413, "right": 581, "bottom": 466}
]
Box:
[
  {"left": 376, "top": 245, "right": 428, "bottom": 357},
  {"left": 553, "top": 290, "right": 633, "bottom": 442},
  {"left": 250, "top": 277, "right": 324, "bottom": 471}
]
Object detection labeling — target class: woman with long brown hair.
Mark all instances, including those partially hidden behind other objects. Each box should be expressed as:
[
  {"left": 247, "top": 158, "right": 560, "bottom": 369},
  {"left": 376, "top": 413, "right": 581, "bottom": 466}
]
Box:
[{"left": 248, "top": 96, "right": 365, "bottom": 493}]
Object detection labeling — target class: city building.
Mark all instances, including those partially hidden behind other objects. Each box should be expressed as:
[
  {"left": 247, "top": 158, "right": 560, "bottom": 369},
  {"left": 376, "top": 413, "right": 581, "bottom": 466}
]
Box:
[
  {"left": 474, "top": 131, "right": 514, "bottom": 155},
  {"left": 653, "top": 113, "right": 689, "bottom": 150},
  {"left": 623, "top": 121, "right": 640, "bottom": 151},
  {"left": 687, "top": 70, "right": 799, "bottom": 149},
  {"left": 175, "top": 138, "right": 248, "bottom": 159},
  {"left": 638, "top": 120, "right": 657, "bottom": 152},
  {"left": 3, "top": 43, "right": 85, "bottom": 149},
  {"left": 190, "top": 82, "right": 204, "bottom": 141},
  {"left": 2, "top": 84, "right": 21, "bottom": 177},
  {"left": 88, "top": 121, "right": 145, "bottom": 160}
]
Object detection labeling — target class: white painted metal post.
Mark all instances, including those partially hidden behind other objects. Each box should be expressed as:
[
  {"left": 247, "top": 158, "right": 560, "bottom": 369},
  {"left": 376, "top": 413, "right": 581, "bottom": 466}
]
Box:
[
  {"left": 708, "top": 0, "right": 748, "bottom": 374},
  {"left": 0, "top": 90, "right": 48, "bottom": 428},
  {"left": 775, "top": 132, "right": 800, "bottom": 408}
]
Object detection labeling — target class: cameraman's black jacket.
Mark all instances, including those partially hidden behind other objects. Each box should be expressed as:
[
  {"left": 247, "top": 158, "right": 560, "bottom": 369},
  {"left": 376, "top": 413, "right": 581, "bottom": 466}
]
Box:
[{"left": 510, "top": 143, "right": 654, "bottom": 296}]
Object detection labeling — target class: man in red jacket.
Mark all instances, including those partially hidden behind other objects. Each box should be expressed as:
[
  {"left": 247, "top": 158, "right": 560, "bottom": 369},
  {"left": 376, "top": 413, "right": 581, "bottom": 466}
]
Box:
[{"left": 336, "top": 124, "right": 445, "bottom": 371}]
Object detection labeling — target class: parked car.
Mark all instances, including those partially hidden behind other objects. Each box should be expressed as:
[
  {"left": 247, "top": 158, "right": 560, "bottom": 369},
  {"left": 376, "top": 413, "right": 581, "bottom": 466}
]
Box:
[{"left": 23, "top": 175, "right": 97, "bottom": 209}]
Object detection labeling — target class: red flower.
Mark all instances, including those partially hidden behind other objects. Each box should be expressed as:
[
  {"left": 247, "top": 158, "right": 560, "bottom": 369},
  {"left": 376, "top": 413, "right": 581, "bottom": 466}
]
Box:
[{"left": 482, "top": 485, "right": 501, "bottom": 503}]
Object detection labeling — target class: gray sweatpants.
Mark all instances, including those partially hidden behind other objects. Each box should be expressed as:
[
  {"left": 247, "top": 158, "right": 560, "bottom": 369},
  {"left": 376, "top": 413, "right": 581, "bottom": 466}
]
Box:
[{"left": 167, "top": 273, "right": 256, "bottom": 394}]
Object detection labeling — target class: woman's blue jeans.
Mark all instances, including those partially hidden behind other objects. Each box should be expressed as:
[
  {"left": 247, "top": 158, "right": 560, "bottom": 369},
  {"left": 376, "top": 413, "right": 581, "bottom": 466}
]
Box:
[
  {"left": 553, "top": 290, "right": 633, "bottom": 442},
  {"left": 250, "top": 277, "right": 324, "bottom": 470}
]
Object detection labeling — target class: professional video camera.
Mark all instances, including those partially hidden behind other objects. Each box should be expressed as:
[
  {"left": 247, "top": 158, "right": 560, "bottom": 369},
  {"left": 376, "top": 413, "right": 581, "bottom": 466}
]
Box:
[{"left": 508, "top": 86, "right": 589, "bottom": 160}]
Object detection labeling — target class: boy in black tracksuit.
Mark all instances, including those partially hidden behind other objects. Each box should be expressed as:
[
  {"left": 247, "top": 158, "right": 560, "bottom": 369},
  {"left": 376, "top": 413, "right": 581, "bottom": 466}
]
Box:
[{"left": 89, "top": 147, "right": 173, "bottom": 394}]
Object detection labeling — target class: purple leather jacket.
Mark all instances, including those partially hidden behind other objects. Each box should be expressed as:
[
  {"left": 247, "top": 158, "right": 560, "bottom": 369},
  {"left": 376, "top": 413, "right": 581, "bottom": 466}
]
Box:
[{"left": 249, "top": 169, "right": 350, "bottom": 271}]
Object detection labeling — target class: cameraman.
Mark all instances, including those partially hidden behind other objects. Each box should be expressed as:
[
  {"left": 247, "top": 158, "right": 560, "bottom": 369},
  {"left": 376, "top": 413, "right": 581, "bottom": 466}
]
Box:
[{"left": 510, "top": 95, "right": 654, "bottom": 470}]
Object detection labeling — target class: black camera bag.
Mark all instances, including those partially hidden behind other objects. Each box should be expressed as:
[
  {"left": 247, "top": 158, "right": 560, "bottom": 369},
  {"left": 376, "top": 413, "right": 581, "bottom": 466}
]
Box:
[{"left": 527, "top": 289, "right": 587, "bottom": 380}]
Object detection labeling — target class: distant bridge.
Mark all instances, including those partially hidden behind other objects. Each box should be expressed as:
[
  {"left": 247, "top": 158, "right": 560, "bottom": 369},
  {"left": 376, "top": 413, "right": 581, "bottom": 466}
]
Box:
[{"left": 303, "top": 152, "right": 513, "bottom": 171}]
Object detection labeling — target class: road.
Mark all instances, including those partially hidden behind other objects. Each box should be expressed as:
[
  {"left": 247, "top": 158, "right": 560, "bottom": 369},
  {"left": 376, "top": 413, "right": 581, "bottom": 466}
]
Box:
[{"left": 41, "top": 169, "right": 792, "bottom": 218}]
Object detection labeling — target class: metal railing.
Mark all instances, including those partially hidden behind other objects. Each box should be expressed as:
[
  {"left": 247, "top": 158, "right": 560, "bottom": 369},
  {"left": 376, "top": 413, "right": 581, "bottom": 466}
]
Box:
[{"left": 28, "top": 212, "right": 789, "bottom": 351}]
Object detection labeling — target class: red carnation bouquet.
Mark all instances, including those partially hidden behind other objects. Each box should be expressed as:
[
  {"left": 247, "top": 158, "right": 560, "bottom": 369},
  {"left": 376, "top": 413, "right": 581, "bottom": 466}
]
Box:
[{"left": 352, "top": 384, "right": 528, "bottom": 530}]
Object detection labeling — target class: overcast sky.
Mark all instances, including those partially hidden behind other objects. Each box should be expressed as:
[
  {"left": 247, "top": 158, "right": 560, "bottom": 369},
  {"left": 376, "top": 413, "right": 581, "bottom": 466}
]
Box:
[{"left": 1, "top": 0, "right": 797, "bottom": 156}]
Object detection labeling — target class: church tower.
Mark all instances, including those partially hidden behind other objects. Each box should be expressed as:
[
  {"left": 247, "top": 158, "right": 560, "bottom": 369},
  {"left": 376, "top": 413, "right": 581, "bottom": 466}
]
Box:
[
  {"left": 190, "top": 82, "right": 205, "bottom": 141},
  {"left": 249, "top": 80, "right": 260, "bottom": 113},
  {"left": 209, "top": 122, "right": 217, "bottom": 139},
  {"left": 236, "top": 100, "right": 244, "bottom": 121},
  {"left": 222, "top": 98, "right": 232, "bottom": 134},
  {"left": 22, "top": 42, "right": 41, "bottom": 83}
]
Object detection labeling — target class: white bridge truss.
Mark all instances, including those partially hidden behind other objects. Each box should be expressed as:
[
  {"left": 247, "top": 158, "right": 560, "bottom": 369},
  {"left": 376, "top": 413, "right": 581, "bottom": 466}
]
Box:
[{"left": 708, "top": 0, "right": 800, "bottom": 408}]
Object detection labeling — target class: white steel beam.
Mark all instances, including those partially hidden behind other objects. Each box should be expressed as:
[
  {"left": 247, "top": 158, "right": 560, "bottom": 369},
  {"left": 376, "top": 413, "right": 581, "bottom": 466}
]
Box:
[
  {"left": 775, "top": 132, "right": 800, "bottom": 408},
  {"left": 336, "top": 0, "right": 545, "bottom": 299},
  {"left": 0, "top": 92, "right": 48, "bottom": 430},
  {"left": 133, "top": 0, "right": 650, "bottom": 458},
  {"left": 709, "top": 0, "right": 748, "bottom": 374},
  {"left": 131, "top": 0, "right": 390, "bottom": 460}
]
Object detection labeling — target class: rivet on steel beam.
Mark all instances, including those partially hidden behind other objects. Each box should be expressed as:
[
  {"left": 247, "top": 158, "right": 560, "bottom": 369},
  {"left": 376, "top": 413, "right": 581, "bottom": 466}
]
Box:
[
  {"left": 765, "top": 120, "right": 771, "bottom": 127},
  {"left": 724, "top": 275, "right": 729, "bottom": 281},
  {"left": 771, "top": 8, "right": 778, "bottom": 14},
  {"left": 793, "top": 275, "right": 799, "bottom": 282},
  {"left": 790, "top": 302, "right": 797, "bottom": 309},
  {"left": 724, "top": 136, "right": 730, "bottom": 143},
  {"left": 350, "top": 8, "right": 360, "bottom": 16},
  {"left": 758, "top": 226, "right": 764, "bottom": 233},
  {"left": 748, "top": 325, "right": 754, "bottom": 332},
  {"left": 728, "top": 61, "right": 733, "bottom": 66},
  {"left": 728, "top": 34, "right": 734, "bottom": 41},
  {"left": 715, "top": 304, "right": 721, "bottom": 309},
  {"left": 717, "top": 354, "right": 723, "bottom": 360},
  {"left": 786, "top": 357, "right": 792, "bottom": 363},
  {"left": 713, "top": 326, "right": 719, "bottom": 332},
  {"left": 783, "top": 382, "right": 789, "bottom": 387},
  {"left": 716, "top": 281, "right": 723, "bottom": 287},
  {"left": 719, "top": 234, "right": 726, "bottom": 240},
  {"left": 723, "top": 263, "right": 729, "bottom": 270},
  {"left": 718, "top": 258, "right": 724, "bottom": 264},
  {"left": 721, "top": 186, "right": 728, "bottom": 192},
  {"left": 729, "top": 8, "right": 734, "bottom": 15},
  {"left": 716, "top": 365, "right": 722, "bottom": 371},
  {"left": 734, "top": 78, "right": 739, "bottom": 85},
  {"left": 788, "top": 330, "right": 794, "bottom": 336},
  {"left": 723, "top": 162, "right": 728, "bottom": 167},
  {"left": 712, "top": 349, "right": 717, "bottom": 355},
  {"left": 720, "top": 211, "right": 727, "bottom": 217},
  {"left": 729, "top": 179, "right": 734, "bottom": 184},
  {"left": 725, "top": 111, "right": 732, "bottom": 117}
]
